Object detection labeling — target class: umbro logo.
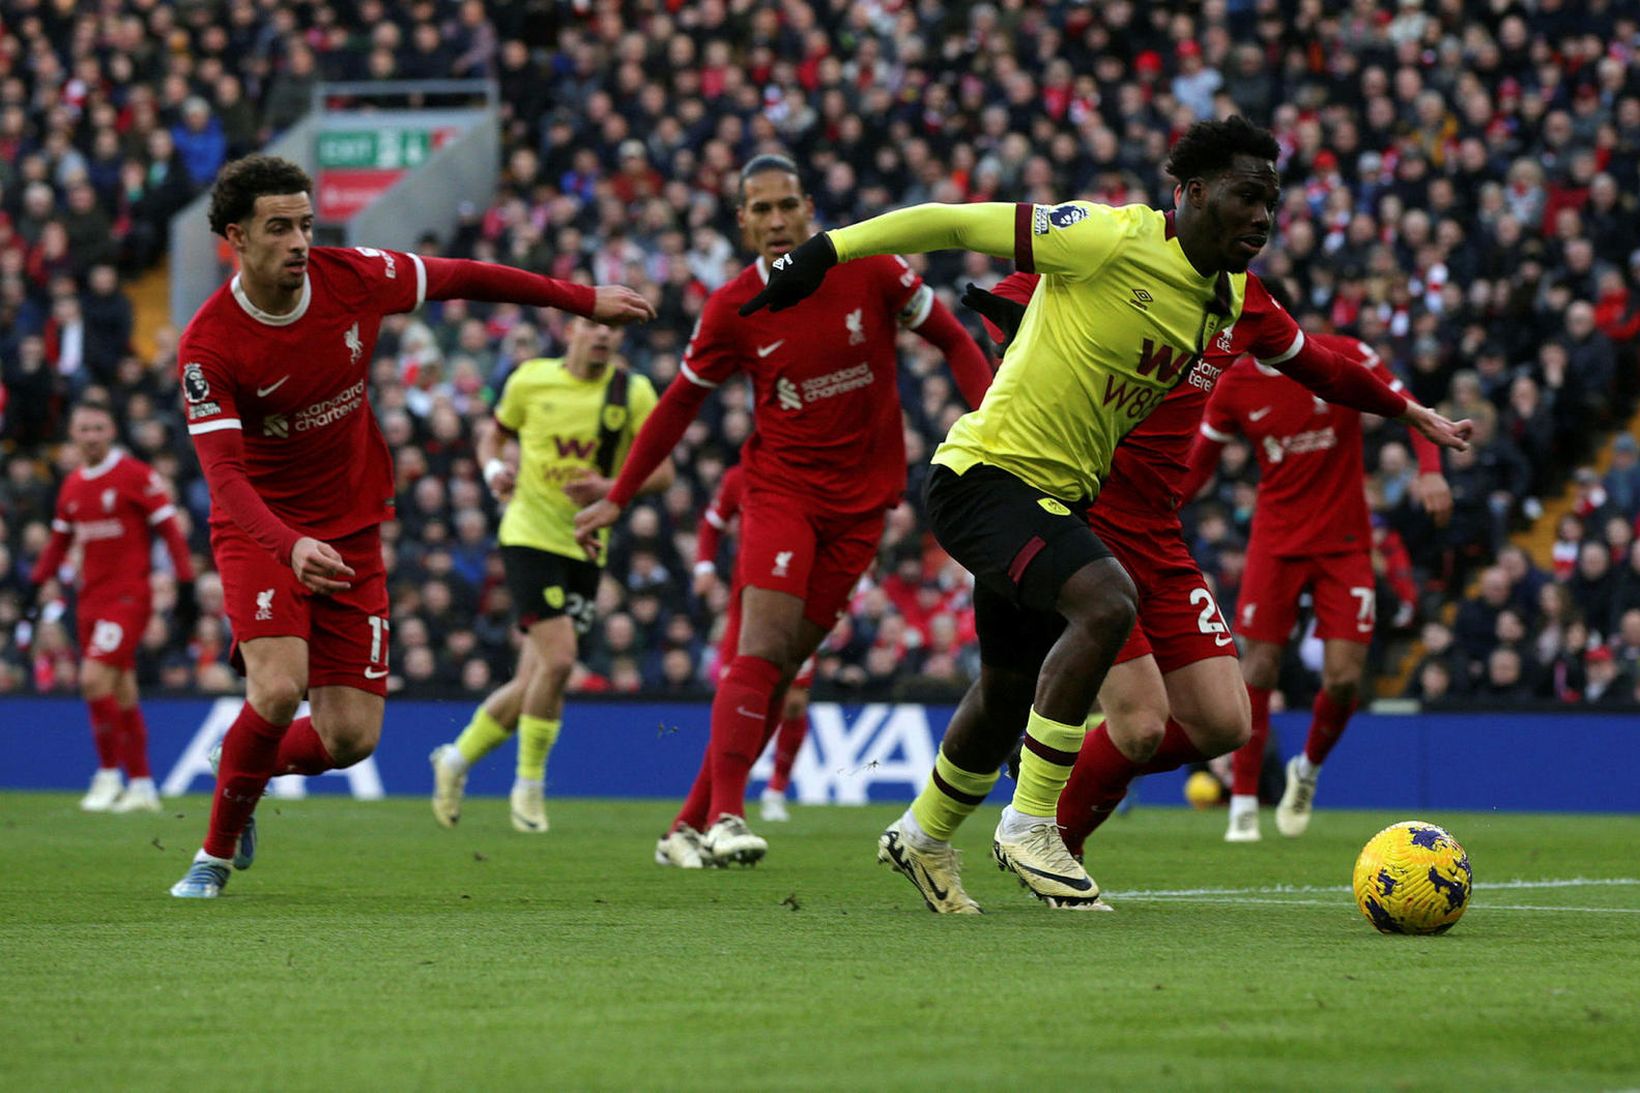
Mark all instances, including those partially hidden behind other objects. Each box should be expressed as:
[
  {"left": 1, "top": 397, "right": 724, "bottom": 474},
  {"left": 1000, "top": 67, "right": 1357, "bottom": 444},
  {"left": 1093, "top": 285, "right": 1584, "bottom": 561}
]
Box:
[{"left": 1130, "top": 288, "right": 1153, "bottom": 311}]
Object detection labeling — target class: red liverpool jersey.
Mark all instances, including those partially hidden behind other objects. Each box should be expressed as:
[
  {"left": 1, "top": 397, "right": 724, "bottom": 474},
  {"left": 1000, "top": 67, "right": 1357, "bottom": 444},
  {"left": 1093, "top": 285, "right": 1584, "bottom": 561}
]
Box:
[
  {"left": 43, "top": 450, "right": 177, "bottom": 603},
  {"left": 680, "top": 254, "right": 928, "bottom": 515},
  {"left": 1201, "top": 333, "right": 1384, "bottom": 557},
  {"left": 992, "top": 270, "right": 1303, "bottom": 515},
  {"left": 177, "top": 246, "right": 423, "bottom": 542}
]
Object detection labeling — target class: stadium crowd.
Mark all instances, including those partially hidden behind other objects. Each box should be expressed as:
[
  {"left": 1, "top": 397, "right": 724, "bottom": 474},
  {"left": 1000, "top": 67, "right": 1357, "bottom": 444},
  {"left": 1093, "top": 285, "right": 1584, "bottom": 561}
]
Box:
[{"left": 4, "top": 0, "right": 1640, "bottom": 709}]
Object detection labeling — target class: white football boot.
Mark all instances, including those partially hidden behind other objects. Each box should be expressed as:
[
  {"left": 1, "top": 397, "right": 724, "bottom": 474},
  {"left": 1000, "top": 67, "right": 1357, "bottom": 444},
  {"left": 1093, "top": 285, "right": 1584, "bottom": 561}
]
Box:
[
  {"left": 111, "top": 777, "right": 162, "bottom": 813},
  {"left": 1275, "top": 755, "right": 1319, "bottom": 837},
  {"left": 702, "top": 814, "right": 767, "bottom": 865},
  {"left": 509, "top": 780, "right": 549, "bottom": 833},
  {"left": 80, "top": 769, "right": 124, "bottom": 812},
  {"left": 992, "top": 808, "right": 1109, "bottom": 910},
  {"left": 759, "top": 786, "right": 790, "bottom": 823},
  {"left": 654, "top": 824, "right": 708, "bottom": 868},
  {"left": 1224, "top": 795, "right": 1262, "bottom": 842},
  {"left": 876, "top": 817, "right": 981, "bottom": 914}
]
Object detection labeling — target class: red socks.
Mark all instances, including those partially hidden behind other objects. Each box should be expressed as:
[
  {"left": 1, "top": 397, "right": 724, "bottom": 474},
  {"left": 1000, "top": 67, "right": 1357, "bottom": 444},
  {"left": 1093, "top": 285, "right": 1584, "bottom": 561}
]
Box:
[
  {"left": 672, "top": 750, "right": 713, "bottom": 834},
  {"left": 1059, "top": 718, "right": 1210, "bottom": 855},
  {"left": 706, "top": 655, "right": 783, "bottom": 819},
  {"left": 1058, "top": 724, "right": 1133, "bottom": 855},
  {"left": 1304, "top": 690, "right": 1356, "bottom": 766},
  {"left": 767, "top": 712, "right": 808, "bottom": 794},
  {"left": 274, "top": 717, "right": 336, "bottom": 775},
  {"left": 119, "top": 706, "right": 151, "bottom": 779},
  {"left": 1232, "top": 685, "right": 1272, "bottom": 797},
  {"left": 87, "top": 695, "right": 122, "bottom": 770},
  {"left": 202, "top": 703, "right": 288, "bottom": 860}
]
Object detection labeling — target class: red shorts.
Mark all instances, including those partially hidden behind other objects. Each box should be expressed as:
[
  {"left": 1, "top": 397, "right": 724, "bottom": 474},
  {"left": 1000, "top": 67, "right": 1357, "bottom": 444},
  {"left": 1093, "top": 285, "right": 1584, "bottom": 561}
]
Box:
[
  {"left": 1092, "top": 505, "right": 1236, "bottom": 675},
  {"left": 736, "top": 488, "right": 884, "bottom": 633},
  {"left": 213, "top": 522, "right": 391, "bottom": 695},
  {"left": 1235, "top": 548, "right": 1376, "bottom": 645},
  {"left": 76, "top": 594, "right": 150, "bottom": 671},
  {"left": 716, "top": 580, "right": 817, "bottom": 689}
]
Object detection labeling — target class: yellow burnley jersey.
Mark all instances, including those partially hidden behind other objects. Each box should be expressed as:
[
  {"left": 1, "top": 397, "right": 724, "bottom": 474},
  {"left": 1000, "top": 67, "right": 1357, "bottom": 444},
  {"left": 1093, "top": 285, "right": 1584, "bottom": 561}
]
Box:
[
  {"left": 493, "top": 357, "right": 658, "bottom": 561},
  {"left": 933, "top": 202, "right": 1245, "bottom": 501}
]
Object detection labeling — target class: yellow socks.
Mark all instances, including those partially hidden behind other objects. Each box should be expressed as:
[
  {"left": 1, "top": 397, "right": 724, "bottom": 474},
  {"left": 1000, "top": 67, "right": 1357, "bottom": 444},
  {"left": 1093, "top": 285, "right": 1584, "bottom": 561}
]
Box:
[
  {"left": 910, "top": 749, "right": 1001, "bottom": 841},
  {"left": 453, "top": 706, "right": 512, "bottom": 767},
  {"left": 1011, "top": 707, "right": 1086, "bottom": 818},
  {"left": 516, "top": 714, "right": 562, "bottom": 783}
]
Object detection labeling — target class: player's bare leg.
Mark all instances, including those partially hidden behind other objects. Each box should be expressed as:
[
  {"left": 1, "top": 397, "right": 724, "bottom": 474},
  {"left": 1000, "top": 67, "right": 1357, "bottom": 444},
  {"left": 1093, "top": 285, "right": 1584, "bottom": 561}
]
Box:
[
  {"left": 77, "top": 658, "right": 126, "bottom": 811},
  {"left": 108, "top": 668, "right": 161, "bottom": 812},
  {"left": 509, "top": 617, "right": 575, "bottom": 833},
  {"left": 432, "top": 640, "right": 537, "bottom": 828},
  {"left": 172, "top": 636, "right": 307, "bottom": 898},
  {"left": 1277, "top": 639, "right": 1366, "bottom": 837},
  {"left": 1227, "top": 638, "right": 1283, "bottom": 842}
]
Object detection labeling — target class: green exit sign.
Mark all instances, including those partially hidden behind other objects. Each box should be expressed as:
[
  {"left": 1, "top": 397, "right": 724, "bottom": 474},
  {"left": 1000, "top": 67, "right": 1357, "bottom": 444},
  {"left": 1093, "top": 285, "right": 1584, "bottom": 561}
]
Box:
[{"left": 317, "top": 129, "right": 436, "bottom": 169}]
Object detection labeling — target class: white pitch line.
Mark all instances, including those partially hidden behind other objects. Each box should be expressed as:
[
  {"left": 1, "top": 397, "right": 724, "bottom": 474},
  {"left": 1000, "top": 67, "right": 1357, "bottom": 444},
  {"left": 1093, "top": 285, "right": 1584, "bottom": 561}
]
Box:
[
  {"left": 1110, "top": 895, "right": 1640, "bottom": 914},
  {"left": 1104, "top": 877, "right": 1640, "bottom": 900}
]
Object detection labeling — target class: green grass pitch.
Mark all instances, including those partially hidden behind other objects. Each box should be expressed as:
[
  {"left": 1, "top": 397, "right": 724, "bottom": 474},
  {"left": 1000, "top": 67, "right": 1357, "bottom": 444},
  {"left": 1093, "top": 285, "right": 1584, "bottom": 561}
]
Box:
[{"left": 3, "top": 792, "right": 1637, "bottom": 1091}]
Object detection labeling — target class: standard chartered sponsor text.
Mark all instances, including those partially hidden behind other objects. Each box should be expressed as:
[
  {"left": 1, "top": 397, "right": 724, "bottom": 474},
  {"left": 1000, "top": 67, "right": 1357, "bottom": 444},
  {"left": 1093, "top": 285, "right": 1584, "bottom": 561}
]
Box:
[
  {"left": 295, "top": 381, "right": 365, "bottom": 431},
  {"left": 800, "top": 362, "right": 874, "bottom": 402}
]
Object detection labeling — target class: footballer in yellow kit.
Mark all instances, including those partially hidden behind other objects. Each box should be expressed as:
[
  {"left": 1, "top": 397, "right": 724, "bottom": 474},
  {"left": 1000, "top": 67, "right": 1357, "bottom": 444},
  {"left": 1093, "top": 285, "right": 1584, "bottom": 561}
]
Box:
[
  {"left": 745, "top": 117, "right": 1279, "bottom": 913},
  {"left": 429, "top": 316, "right": 668, "bottom": 833}
]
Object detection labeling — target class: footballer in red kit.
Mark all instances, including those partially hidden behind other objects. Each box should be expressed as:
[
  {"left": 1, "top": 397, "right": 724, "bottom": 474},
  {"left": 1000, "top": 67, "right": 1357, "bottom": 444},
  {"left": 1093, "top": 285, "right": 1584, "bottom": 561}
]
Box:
[
  {"left": 966, "top": 263, "right": 1459, "bottom": 867},
  {"left": 168, "top": 154, "right": 653, "bottom": 899},
  {"left": 577, "top": 154, "right": 992, "bottom": 868},
  {"left": 28, "top": 402, "right": 196, "bottom": 813},
  {"left": 1187, "top": 331, "right": 1452, "bottom": 841},
  {"left": 689, "top": 461, "right": 816, "bottom": 827}
]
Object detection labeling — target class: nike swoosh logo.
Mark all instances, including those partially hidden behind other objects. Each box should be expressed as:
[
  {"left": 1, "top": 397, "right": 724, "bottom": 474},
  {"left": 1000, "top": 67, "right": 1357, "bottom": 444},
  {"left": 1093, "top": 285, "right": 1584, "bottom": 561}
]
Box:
[
  {"left": 1248, "top": 406, "right": 1272, "bottom": 421},
  {"left": 756, "top": 340, "right": 785, "bottom": 358},
  {"left": 735, "top": 706, "right": 764, "bottom": 720},
  {"left": 915, "top": 861, "right": 950, "bottom": 902},
  {"left": 364, "top": 666, "right": 389, "bottom": 679},
  {"left": 1013, "top": 860, "right": 1095, "bottom": 891},
  {"left": 257, "top": 376, "right": 291, "bottom": 397},
  {"left": 1215, "top": 635, "right": 1233, "bottom": 646}
]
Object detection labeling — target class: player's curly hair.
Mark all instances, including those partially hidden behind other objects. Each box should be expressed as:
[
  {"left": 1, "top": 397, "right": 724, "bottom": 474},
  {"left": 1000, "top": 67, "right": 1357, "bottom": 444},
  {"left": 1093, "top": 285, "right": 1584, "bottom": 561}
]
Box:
[
  {"left": 1164, "top": 116, "right": 1281, "bottom": 185},
  {"left": 737, "top": 153, "right": 803, "bottom": 204},
  {"left": 207, "top": 155, "right": 313, "bottom": 237}
]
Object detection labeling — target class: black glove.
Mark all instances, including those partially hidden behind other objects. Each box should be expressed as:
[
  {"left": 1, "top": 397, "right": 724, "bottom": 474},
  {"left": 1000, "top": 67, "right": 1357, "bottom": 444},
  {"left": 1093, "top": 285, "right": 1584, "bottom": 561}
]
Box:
[
  {"left": 960, "top": 282, "right": 1028, "bottom": 351},
  {"left": 174, "top": 580, "right": 199, "bottom": 637},
  {"left": 738, "top": 234, "right": 838, "bottom": 315}
]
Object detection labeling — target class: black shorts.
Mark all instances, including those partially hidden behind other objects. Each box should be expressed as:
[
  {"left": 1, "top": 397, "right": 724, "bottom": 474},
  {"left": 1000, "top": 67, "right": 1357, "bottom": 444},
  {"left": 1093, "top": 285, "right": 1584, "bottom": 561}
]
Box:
[
  {"left": 925, "top": 463, "right": 1113, "bottom": 674},
  {"left": 501, "top": 545, "right": 600, "bottom": 635}
]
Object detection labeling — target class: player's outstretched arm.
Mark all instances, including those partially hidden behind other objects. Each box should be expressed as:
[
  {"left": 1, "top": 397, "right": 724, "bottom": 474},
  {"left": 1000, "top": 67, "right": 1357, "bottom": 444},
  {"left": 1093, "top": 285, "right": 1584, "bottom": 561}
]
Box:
[
  {"left": 190, "top": 427, "right": 306, "bottom": 566},
  {"left": 1399, "top": 402, "right": 1474, "bottom": 453},
  {"left": 419, "top": 256, "right": 654, "bottom": 325},
  {"left": 741, "top": 203, "right": 1019, "bottom": 315},
  {"left": 572, "top": 378, "right": 711, "bottom": 558},
  {"left": 1270, "top": 337, "right": 1472, "bottom": 452}
]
